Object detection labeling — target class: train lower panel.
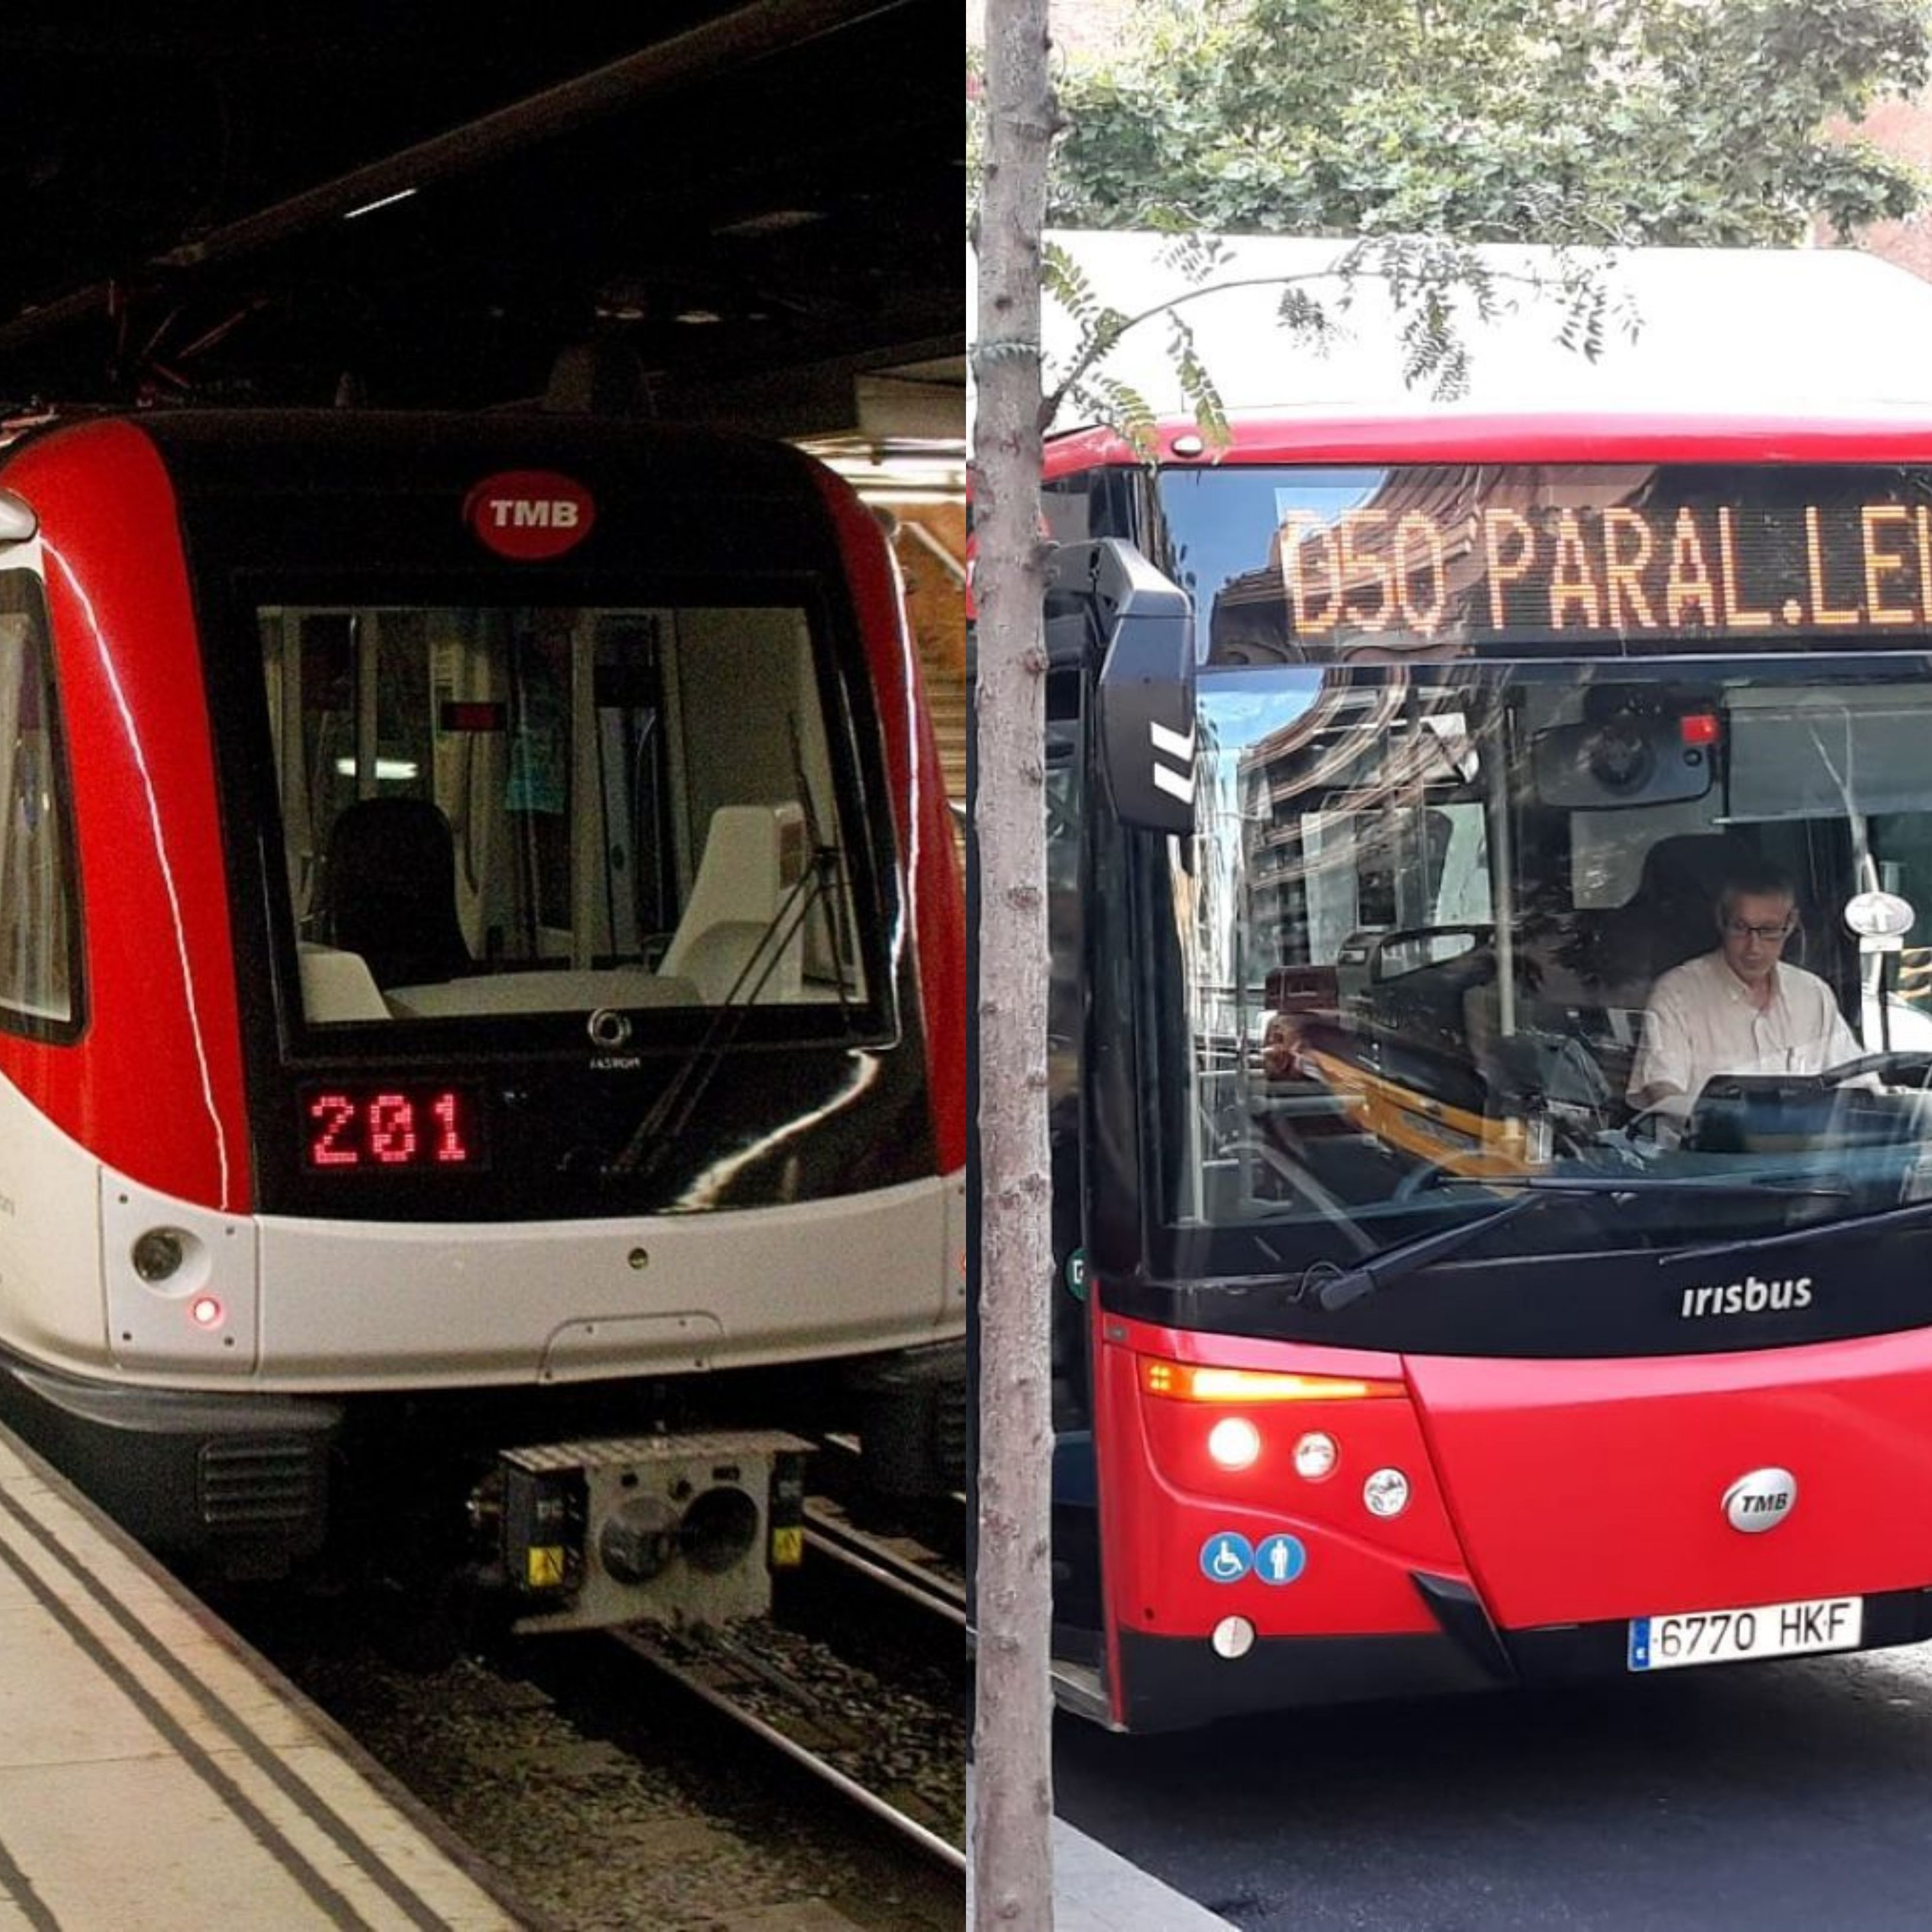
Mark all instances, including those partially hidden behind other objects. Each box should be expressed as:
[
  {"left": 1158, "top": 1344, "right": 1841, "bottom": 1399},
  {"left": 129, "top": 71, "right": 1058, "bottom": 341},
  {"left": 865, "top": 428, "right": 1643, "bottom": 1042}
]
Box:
[{"left": 0, "top": 1333, "right": 965, "bottom": 1626}]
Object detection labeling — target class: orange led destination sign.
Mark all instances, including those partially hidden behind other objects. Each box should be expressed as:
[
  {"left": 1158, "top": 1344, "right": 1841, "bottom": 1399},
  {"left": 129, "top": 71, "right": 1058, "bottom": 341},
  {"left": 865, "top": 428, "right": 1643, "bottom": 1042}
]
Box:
[{"left": 1279, "top": 497, "right": 1932, "bottom": 642}]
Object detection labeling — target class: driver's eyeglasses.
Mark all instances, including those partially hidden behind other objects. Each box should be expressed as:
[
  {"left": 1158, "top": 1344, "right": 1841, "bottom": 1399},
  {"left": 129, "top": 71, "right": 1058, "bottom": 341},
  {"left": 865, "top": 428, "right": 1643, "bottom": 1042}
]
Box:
[{"left": 1724, "top": 919, "right": 1796, "bottom": 942}]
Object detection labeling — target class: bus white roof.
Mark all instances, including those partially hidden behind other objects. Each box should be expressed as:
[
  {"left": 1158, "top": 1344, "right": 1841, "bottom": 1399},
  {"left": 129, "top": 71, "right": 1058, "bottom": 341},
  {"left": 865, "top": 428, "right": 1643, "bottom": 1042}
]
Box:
[{"left": 1016, "top": 231, "right": 1932, "bottom": 427}]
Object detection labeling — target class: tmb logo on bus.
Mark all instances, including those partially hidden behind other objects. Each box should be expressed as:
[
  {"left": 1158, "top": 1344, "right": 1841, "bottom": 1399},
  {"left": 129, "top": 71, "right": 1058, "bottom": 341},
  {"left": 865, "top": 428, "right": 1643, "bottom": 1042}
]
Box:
[
  {"left": 1679, "top": 1274, "right": 1813, "bottom": 1319},
  {"left": 1723, "top": 1467, "right": 1797, "bottom": 1534},
  {"left": 464, "top": 470, "right": 597, "bottom": 561}
]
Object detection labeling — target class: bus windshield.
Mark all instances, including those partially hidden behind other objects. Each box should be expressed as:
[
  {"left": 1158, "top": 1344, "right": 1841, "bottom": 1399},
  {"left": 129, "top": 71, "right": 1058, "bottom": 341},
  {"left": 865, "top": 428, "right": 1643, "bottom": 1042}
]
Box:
[{"left": 1176, "top": 654, "right": 1932, "bottom": 1260}]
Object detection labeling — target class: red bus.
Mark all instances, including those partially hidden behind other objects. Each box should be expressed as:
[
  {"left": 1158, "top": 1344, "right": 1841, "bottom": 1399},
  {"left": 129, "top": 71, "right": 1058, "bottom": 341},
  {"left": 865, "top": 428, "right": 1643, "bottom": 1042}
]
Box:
[{"left": 1043, "top": 402, "right": 1932, "bottom": 1730}]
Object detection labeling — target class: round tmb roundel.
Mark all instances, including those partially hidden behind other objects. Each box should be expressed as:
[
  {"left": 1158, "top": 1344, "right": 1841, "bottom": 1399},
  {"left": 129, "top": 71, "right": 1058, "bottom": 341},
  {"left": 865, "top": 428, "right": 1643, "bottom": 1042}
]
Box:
[{"left": 464, "top": 470, "right": 597, "bottom": 561}]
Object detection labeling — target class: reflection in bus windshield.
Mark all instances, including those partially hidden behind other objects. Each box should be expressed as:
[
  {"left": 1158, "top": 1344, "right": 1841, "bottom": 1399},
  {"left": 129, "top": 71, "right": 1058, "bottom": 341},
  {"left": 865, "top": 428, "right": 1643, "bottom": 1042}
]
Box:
[{"left": 1184, "top": 661, "right": 1932, "bottom": 1255}]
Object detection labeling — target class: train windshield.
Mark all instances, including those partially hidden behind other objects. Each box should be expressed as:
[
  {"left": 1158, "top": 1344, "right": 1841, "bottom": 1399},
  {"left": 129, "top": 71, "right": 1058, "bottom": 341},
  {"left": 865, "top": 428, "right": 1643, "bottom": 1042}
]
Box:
[
  {"left": 1175, "top": 655, "right": 1932, "bottom": 1261},
  {"left": 259, "top": 599, "right": 875, "bottom": 1029}
]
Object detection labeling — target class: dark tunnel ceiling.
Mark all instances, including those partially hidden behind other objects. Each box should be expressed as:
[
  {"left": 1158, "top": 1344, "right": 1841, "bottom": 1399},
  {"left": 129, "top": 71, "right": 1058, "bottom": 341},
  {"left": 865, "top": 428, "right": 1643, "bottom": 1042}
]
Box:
[{"left": 0, "top": 2, "right": 962, "bottom": 435}]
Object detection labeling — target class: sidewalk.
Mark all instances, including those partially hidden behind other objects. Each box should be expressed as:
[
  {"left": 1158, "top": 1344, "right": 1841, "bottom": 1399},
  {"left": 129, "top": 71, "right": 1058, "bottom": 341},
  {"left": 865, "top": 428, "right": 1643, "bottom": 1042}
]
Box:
[
  {"left": 964, "top": 1785, "right": 1239, "bottom": 1931},
  {"left": 1051, "top": 1812, "right": 1240, "bottom": 1931}
]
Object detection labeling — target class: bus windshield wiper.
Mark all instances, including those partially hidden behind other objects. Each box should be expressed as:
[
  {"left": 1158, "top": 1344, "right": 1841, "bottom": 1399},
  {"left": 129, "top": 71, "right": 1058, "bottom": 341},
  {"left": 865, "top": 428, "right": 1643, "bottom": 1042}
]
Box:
[
  {"left": 1314, "top": 1176, "right": 1846, "bottom": 1313},
  {"left": 1661, "top": 1189, "right": 1932, "bottom": 1269}
]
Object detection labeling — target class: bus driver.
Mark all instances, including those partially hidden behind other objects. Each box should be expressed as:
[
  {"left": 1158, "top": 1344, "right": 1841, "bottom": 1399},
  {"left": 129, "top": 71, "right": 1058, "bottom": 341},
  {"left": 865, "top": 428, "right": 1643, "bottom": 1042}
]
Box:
[{"left": 1627, "top": 860, "right": 1861, "bottom": 1114}]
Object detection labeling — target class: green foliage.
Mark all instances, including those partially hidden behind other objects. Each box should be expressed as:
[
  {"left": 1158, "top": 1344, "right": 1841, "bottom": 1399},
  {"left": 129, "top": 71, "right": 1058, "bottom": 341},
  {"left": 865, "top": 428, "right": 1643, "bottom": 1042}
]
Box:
[
  {"left": 1051, "top": 0, "right": 1931, "bottom": 247},
  {"left": 1041, "top": 230, "right": 1631, "bottom": 417}
]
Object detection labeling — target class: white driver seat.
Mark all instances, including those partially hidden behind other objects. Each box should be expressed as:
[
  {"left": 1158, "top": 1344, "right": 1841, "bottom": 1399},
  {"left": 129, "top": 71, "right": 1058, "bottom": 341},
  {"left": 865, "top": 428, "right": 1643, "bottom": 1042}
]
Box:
[{"left": 659, "top": 803, "right": 808, "bottom": 1004}]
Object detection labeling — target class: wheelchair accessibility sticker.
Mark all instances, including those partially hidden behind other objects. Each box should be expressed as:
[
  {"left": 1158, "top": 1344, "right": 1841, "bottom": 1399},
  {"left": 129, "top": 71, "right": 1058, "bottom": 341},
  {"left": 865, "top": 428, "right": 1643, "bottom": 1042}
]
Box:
[{"left": 1200, "top": 1532, "right": 1254, "bottom": 1583}]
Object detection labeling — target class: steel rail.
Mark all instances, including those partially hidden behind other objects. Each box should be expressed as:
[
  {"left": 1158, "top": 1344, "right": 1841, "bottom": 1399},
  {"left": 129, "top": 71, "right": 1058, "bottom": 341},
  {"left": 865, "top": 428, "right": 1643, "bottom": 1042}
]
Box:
[
  {"left": 610, "top": 1626, "right": 966, "bottom": 1876},
  {"left": 801, "top": 1500, "right": 968, "bottom": 1626}
]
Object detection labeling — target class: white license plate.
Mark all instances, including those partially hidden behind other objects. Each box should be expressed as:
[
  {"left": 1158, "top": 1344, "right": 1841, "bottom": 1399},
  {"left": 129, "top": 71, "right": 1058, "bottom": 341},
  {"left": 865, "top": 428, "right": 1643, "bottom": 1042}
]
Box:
[{"left": 1628, "top": 1596, "right": 1862, "bottom": 1672}]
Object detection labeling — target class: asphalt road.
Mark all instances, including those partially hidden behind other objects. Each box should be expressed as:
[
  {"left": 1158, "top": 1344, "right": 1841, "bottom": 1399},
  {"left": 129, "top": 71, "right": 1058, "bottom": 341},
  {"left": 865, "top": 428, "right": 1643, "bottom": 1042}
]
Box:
[{"left": 1054, "top": 1643, "right": 1932, "bottom": 1930}]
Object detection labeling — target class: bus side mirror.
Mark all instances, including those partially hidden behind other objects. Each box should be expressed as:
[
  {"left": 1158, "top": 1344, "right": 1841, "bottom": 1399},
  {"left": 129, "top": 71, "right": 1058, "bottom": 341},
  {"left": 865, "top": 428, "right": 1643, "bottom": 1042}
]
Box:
[{"left": 1050, "top": 540, "right": 1198, "bottom": 835}]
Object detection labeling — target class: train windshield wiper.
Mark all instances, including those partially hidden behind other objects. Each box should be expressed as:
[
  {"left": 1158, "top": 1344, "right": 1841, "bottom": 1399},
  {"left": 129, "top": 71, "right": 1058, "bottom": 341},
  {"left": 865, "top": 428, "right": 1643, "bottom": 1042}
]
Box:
[
  {"left": 1315, "top": 1175, "right": 1846, "bottom": 1313},
  {"left": 608, "top": 847, "right": 843, "bottom": 1176}
]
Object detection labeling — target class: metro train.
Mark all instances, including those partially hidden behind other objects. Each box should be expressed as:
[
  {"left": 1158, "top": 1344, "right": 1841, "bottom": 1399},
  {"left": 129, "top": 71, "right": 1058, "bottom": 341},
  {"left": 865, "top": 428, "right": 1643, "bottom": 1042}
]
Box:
[{"left": 0, "top": 408, "right": 965, "bottom": 1632}]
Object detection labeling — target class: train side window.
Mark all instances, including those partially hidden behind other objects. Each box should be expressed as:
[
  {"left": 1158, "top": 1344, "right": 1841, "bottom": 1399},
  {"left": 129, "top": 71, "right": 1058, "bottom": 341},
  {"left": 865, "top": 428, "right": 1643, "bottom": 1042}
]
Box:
[{"left": 0, "top": 574, "right": 79, "bottom": 1039}]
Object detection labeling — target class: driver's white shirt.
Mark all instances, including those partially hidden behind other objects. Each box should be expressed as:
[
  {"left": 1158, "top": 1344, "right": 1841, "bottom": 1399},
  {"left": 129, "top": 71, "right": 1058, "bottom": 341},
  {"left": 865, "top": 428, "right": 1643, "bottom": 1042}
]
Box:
[{"left": 1627, "top": 949, "right": 1860, "bottom": 1105}]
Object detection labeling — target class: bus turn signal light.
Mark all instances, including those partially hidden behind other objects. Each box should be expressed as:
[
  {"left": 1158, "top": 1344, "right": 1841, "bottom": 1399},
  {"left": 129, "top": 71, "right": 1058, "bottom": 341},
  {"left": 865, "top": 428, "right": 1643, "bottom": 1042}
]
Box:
[{"left": 1139, "top": 1358, "right": 1405, "bottom": 1403}]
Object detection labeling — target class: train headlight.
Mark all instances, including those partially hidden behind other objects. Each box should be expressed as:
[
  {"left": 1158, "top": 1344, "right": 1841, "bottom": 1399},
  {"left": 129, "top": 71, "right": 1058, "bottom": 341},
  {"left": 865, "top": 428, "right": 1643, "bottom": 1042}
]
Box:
[
  {"left": 131, "top": 1230, "right": 186, "bottom": 1283},
  {"left": 1363, "top": 1467, "right": 1411, "bottom": 1518},
  {"left": 189, "top": 1296, "right": 225, "bottom": 1331},
  {"left": 1206, "top": 1417, "right": 1262, "bottom": 1471},
  {"left": 1293, "top": 1431, "right": 1339, "bottom": 1482}
]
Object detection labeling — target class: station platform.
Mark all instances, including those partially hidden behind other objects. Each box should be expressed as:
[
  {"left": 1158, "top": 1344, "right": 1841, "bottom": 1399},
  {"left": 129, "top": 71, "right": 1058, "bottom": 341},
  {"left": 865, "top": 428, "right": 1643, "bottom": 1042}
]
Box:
[{"left": 0, "top": 1423, "right": 521, "bottom": 1930}]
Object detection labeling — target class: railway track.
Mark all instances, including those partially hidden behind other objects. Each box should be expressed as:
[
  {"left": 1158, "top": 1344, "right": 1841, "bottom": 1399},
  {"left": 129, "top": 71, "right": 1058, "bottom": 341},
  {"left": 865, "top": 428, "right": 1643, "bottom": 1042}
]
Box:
[
  {"left": 802, "top": 1492, "right": 968, "bottom": 1626},
  {"left": 606, "top": 1487, "right": 970, "bottom": 1875},
  {"left": 612, "top": 1619, "right": 966, "bottom": 1875},
  {"left": 214, "top": 1479, "right": 969, "bottom": 1922}
]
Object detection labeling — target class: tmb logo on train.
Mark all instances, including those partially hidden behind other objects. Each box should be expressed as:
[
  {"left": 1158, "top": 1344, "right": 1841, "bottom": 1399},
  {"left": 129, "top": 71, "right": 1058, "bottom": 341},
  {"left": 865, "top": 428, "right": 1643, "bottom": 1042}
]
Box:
[{"left": 464, "top": 469, "right": 597, "bottom": 561}]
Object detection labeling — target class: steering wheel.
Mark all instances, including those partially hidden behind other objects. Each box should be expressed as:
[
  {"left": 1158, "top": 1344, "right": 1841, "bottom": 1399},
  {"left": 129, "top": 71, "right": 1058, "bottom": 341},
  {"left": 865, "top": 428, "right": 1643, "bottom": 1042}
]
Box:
[
  {"left": 1820, "top": 1049, "right": 1932, "bottom": 1088},
  {"left": 1611, "top": 1099, "right": 1687, "bottom": 1157}
]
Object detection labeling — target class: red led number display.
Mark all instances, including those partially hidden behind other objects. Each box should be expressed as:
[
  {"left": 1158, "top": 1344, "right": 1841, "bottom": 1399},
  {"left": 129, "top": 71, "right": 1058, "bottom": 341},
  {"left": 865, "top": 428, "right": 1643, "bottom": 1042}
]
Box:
[{"left": 305, "top": 1087, "right": 480, "bottom": 1171}]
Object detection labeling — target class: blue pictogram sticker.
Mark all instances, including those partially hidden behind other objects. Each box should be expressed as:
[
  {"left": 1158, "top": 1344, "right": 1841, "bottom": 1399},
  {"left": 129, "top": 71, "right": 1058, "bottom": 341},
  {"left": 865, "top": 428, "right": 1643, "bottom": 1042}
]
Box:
[
  {"left": 1200, "top": 1532, "right": 1254, "bottom": 1584},
  {"left": 1253, "top": 1533, "right": 1307, "bottom": 1586}
]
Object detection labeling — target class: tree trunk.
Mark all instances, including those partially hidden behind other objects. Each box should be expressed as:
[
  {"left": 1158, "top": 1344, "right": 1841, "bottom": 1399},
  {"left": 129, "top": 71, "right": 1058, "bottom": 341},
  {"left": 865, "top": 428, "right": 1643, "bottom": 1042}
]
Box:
[{"left": 972, "top": 0, "right": 1055, "bottom": 1924}]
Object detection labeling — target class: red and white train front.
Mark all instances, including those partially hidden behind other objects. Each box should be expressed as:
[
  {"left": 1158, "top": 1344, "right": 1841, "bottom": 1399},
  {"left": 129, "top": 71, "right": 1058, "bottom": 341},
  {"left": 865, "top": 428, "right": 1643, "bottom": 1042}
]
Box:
[{"left": 0, "top": 410, "right": 965, "bottom": 1628}]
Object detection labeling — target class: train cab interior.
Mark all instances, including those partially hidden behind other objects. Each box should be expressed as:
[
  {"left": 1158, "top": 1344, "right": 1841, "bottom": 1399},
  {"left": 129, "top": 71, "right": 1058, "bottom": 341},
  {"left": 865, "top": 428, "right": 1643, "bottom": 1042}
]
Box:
[{"left": 261, "top": 598, "right": 870, "bottom": 1029}]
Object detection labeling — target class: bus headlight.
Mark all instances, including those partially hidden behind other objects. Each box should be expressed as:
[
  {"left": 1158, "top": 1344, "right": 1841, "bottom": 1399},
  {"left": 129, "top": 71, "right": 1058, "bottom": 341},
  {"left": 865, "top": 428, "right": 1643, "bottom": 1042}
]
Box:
[
  {"left": 1364, "top": 1467, "right": 1411, "bottom": 1518},
  {"left": 1207, "top": 1417, "right": 1263, "bottom": 1471},
  {"left": 1293, "top": 1431, "right": 1339, "bottom": 1482}
]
